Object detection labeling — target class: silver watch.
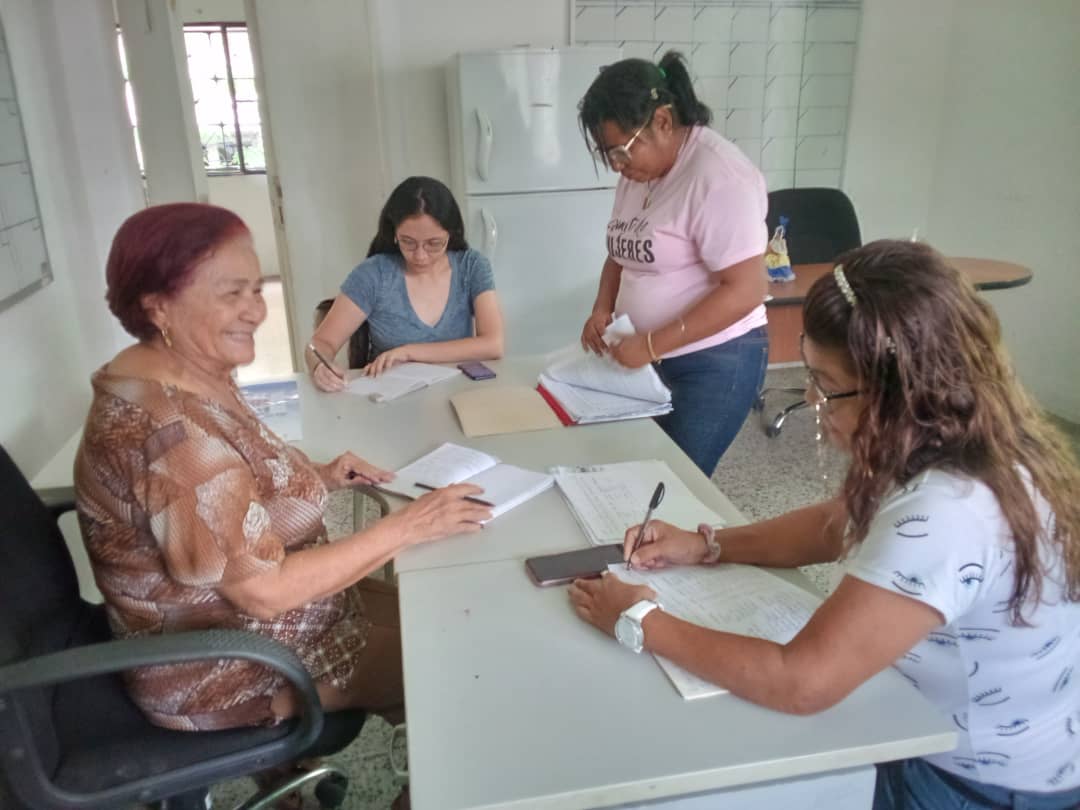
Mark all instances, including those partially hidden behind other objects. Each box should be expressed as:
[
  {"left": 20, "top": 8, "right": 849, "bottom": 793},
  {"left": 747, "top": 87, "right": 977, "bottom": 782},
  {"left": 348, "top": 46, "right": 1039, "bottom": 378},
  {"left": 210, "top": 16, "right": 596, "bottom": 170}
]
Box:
[{"left": 615, "top": 599, "right": 662, "bottom": 654}]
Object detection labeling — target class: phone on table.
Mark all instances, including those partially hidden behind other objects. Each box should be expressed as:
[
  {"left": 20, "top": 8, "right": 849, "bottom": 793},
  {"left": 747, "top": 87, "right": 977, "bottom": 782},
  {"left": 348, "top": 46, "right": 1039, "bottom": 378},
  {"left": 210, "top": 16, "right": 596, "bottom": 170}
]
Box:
[
  {"left": 525, "top": 544, "right": 625, "bottom": 587},
  {"left": 457, "top": 361, "right": 497, "bottom": 381}
]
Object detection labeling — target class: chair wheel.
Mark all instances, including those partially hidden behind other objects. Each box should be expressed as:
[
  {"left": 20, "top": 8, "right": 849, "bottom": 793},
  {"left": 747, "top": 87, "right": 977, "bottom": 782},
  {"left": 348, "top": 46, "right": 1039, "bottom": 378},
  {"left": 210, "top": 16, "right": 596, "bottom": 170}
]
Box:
[
  {"left": 752, "top": 395, "right": 765, "bottom": 412},
  {"left": 314, "top": 773, "right": 349, "bottom": 808},
  {"left": 765, "top": 425, "right": 782, "bottom": 438}
]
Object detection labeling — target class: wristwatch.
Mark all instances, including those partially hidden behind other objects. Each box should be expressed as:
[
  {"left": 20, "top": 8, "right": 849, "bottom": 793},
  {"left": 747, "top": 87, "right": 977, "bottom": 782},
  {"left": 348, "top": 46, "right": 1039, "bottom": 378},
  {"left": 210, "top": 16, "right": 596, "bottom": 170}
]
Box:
[{"left": 615, "top": 599, "right": 663, "bottom": 654}]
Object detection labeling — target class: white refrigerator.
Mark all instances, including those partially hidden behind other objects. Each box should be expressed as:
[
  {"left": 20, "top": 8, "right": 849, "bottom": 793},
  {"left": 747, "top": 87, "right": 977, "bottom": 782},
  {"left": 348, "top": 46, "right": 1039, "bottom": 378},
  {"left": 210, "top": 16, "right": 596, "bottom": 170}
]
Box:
[{"left": 447, "top": 47, "right": 622, "bottom": 355}]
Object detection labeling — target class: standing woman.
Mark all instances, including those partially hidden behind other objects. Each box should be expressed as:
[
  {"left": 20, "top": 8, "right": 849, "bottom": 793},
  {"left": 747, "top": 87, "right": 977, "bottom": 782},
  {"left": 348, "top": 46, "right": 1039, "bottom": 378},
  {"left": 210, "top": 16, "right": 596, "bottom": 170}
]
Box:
[{"left": 578, "top": 51, "right": 769, "bottom": 475}]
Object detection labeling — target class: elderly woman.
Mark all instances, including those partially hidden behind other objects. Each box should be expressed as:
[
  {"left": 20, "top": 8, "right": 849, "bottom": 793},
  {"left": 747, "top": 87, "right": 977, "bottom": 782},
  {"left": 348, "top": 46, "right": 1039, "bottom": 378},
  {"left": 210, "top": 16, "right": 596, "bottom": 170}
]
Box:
[
  {"left": 74, "top": 203, "right": 489, "bottom": 743},
  {"left": 570, "top": 241, "right": 1080, "bottom": 809}
]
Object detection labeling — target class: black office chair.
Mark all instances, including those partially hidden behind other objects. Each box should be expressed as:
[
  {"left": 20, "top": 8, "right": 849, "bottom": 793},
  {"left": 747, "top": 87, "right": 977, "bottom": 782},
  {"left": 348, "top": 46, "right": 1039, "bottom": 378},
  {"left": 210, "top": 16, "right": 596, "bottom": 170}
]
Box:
[
  {"left": 756, "top": 188, "right": 862, "bottom": 437},
  {"left": 0, "top": 444, "right": 366, "bottom": 810},
  {"left": 314, "top": 298, "right": 373, "bottom": 369}
]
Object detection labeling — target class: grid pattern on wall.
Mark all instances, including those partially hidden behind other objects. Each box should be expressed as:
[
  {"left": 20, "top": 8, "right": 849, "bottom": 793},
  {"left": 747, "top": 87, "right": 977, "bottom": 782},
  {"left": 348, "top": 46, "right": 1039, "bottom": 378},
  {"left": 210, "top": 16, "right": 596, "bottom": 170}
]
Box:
[{"left": 572, "top": 0, "right": 862, "bottom": 190}]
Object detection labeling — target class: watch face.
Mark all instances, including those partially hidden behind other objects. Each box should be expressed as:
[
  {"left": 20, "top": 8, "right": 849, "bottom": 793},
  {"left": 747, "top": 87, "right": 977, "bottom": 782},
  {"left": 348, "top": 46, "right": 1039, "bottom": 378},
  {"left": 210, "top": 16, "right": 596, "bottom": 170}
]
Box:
[{"left": 615, "top": 616, "right": 643, "bottom": 651}]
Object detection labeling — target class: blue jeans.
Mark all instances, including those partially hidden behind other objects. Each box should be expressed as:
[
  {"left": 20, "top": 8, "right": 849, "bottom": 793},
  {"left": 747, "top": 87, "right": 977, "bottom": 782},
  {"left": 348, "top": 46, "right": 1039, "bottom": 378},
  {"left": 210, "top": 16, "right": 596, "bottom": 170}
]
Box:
[
  {"left": 875, "top": 758, "right": 1080, "bottom": 810},
  {"left": 653, "top": 326, "right": 769, "bottom": 476}
]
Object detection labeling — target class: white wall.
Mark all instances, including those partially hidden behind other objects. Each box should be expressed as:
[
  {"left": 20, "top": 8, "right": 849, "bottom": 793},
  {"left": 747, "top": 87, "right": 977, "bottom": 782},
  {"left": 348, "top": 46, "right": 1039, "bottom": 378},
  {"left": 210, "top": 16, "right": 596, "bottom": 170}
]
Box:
[
  {"left": 207, "top": 174, "right": 280, "bottom": 277},
  {"left": 176, "top": 0, "right": 244, "bottom": 23},
  {"left": 845, "top": 0, "right": 1080, "bottom": 421},
  {"left": 0, "top": 0, "right": 144, "bottom": 476},
  {"left": 372, "top": 0, "right": 569, "bottom": 184}
]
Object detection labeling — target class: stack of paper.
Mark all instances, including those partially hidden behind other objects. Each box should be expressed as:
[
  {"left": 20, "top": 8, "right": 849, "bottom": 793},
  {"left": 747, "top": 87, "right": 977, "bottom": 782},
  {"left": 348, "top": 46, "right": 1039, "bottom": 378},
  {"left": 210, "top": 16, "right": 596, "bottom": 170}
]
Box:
[
  {"left": 613, "top": 564, "right": 820, "bottom": 700},
  {"left": 240, "top": 378, "right": 302, "bottom": 441},
  {"left": 346, "top": 363, "right": 459, "bottom": 403},
  {"left": 552, "top": 459, "right": 727, "bottom": 545},
  {"left": 379, "top": 442, "right": 553, "bottom": 520}
]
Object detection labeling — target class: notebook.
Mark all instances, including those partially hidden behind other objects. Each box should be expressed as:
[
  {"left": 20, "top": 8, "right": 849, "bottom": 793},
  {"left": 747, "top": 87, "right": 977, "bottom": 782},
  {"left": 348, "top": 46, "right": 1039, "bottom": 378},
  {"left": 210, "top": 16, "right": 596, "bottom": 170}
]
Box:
[
  {"left": 612, "top": 563, "right": 820, "bottom": 700},
  {"left": 346, "top": 362, "right": 460, "bottom": 403},
  {"left": 379, "top": 442, "right": 553, "bottom": 519},
  {"left": 536, "top": 315, "right": 672, "bottom": 425},
  {"left": 551, "top": 459, "right": 727, "bottom": 546},
  {"left": 450, "top": 386, "right": 563, "bottom": 437}
]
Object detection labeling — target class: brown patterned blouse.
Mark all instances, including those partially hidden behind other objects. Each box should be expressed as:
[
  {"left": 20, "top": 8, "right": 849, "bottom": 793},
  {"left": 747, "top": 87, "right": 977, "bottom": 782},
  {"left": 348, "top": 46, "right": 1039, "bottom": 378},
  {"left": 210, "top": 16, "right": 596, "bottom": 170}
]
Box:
[{"left": 74, "top": 369, "right": 371, "bottom": 731}]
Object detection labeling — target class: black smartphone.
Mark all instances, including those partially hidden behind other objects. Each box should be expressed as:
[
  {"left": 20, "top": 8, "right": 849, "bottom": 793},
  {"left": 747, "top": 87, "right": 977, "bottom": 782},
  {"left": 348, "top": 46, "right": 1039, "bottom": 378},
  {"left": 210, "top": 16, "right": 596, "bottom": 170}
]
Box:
[
  {"left": 457, "top": 361, "right": 496, "bottom": 380},
  {"left": 524, "top": 544, "right": 625, "bottom": 587}
]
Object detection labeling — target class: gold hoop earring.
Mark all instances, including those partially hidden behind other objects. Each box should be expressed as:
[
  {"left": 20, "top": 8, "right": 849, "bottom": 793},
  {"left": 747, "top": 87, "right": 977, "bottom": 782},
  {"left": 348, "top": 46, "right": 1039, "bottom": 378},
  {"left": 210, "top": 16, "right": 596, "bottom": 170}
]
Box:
[{"left": 161, "top": 326, "right": 173, "bottom": 348}]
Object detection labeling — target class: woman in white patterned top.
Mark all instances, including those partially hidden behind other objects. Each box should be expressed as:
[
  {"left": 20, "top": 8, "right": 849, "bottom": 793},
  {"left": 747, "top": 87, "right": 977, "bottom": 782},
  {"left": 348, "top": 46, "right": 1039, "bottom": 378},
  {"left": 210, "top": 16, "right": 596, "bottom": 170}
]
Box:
[{"left": 569, "top": 240, "right": 1080, "bottom": 808}]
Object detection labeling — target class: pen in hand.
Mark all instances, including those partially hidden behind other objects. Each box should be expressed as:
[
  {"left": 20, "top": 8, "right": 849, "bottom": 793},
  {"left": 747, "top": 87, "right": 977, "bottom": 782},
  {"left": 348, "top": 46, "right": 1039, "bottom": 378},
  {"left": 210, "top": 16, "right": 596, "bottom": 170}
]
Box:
[
  {"left": 414, "top": 482, "right": 496, "bottom": 507},
  {"left": 627, "top": 481, "right": 665, "bottom": 569},
  {"left": 308, "top": 343, "right": 344, "bottom": 381}
]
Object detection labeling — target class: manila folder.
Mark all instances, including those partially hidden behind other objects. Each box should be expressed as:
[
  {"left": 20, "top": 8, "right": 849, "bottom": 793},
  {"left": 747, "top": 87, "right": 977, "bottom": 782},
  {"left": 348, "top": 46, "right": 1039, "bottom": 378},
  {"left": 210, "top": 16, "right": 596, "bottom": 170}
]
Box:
[{"left": 451, "top": 385, "right": 563, "bottom": 438}]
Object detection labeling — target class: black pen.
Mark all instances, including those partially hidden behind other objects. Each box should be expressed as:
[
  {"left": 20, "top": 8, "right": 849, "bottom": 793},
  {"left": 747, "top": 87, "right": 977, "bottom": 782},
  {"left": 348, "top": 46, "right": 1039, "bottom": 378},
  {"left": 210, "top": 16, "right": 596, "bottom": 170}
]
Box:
[
  {"left": 414, "top": 481, "right": 495, "bottom": 507},
  {"left": 627, "top": 481, "right": 665, "bottom": 569},
  {"left": 308, "top": 343, "right": 344, "bottom": 381}
]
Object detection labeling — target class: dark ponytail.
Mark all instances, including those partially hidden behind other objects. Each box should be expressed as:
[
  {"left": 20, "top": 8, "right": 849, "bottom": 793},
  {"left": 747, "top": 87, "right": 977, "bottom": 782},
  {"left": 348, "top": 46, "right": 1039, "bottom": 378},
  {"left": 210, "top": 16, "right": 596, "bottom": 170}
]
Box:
[{"left": 578, "top": 50, "right": 711, "bottom": 159}]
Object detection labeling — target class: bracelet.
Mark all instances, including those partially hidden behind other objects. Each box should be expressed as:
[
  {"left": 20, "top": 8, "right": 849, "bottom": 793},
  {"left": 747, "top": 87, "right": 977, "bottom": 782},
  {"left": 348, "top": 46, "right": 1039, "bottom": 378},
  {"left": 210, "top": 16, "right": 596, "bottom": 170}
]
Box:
[
  {"left": 698, "top": 523, "right": 723, "bottom": 564},
  {"left": 677, "top": 317, "right": 686, "bottom": 335},
  {"left": 646, "top": 330, "right": 659, "bottom": 362}
]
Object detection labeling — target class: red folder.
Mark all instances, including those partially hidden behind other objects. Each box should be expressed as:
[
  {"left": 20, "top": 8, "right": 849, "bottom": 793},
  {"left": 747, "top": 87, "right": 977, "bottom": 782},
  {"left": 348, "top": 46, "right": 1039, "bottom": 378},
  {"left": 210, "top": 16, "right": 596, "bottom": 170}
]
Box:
[{"left": 535, "top": 383, "right": 576, "bottom": 427}]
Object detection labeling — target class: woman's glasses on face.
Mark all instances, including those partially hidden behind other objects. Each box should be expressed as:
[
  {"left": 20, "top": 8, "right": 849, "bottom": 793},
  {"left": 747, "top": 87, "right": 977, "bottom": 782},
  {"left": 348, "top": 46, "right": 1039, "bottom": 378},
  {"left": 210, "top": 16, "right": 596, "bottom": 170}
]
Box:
[
  {"left": 593, "top": 105, "right": 670, "bottom": 170},
  {"left": 397, "top": 235, "right": 449, "bottom": 255},
  {"left": 799, "top": 333, "right": 862, "bottom": 411}
]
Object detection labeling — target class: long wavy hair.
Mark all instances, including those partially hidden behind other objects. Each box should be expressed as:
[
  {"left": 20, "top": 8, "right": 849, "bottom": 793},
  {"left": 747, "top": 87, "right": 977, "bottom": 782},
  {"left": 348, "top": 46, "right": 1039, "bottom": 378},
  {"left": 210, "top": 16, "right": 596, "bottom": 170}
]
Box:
[
  {"left": 367, "top": 176, "right": 468, "bottom": 258},
  {"left": 804, "top": 240, "right": 1079, "bottom": 623}
]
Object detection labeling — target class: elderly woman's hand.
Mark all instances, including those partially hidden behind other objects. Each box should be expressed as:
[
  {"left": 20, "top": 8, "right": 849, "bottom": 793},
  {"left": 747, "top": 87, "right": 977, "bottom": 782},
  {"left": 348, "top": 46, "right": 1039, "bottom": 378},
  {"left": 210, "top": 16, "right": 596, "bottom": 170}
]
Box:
[
  {"left": 568, "top": 573, "right": 657, "bottom": 637},
  {"left": 319, "top": 452, "right": 394, "bottom": 490},
  {"left": 391, "top": 483, "right": 492, "bottom": 545}
]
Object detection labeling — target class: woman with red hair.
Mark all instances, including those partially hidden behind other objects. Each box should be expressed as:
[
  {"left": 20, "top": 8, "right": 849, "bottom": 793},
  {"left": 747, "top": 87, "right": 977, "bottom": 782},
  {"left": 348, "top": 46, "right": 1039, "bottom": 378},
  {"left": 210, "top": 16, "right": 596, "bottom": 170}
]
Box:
[{"left": 75, "top": 204, "right": 486, "bottom": 778}]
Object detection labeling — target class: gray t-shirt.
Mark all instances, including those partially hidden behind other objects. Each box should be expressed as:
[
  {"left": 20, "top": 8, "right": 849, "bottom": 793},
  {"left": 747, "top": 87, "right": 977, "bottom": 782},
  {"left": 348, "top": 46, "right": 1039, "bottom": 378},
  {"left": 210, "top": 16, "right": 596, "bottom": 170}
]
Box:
[{"left": 340, "top": 249, "right": 495, "bottom": 356}]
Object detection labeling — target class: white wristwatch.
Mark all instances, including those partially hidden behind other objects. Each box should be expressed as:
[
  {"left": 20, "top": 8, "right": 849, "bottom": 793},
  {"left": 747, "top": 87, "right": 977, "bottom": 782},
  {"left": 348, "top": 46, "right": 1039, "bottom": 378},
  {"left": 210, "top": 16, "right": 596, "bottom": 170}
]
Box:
[{"left": 615, "top": 599, "right": 663, "bottom": 654}]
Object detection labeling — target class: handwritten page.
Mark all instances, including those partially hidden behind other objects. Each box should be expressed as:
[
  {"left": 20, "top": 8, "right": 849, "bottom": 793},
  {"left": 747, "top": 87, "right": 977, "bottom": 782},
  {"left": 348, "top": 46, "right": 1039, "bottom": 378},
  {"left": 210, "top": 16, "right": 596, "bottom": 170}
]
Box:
[
  {"left": 552, "top": 460, "right": 727, "bottom": 545},
  {"left": 613, "top": 564, "right": 821, "bottom": 699},
  {"left": 538, "top": 375, "right": 672, "bottom": 423},
  {"left": 346, "top": 363, "right": 459, "bottom": 403},
  {"left": 383, "top": 443, "right": 498, "bottom": 499}
]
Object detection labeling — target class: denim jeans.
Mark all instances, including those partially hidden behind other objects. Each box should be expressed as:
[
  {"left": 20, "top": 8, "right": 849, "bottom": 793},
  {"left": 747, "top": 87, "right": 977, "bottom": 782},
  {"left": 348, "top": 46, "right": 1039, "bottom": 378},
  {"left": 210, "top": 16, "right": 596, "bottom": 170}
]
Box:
[
  {"left": 875, "top": 758, "right": 1080, "bottom": 810},
  {"left": 653, "top": 326, "right": 769, "bottom": 476}
]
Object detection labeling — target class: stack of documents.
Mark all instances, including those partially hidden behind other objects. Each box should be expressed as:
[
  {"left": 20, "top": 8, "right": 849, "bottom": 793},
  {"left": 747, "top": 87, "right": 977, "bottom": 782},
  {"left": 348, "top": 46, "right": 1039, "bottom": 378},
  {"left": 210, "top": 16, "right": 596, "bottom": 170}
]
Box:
[
  {"left": 240, "top": 377, "right": 302, "bottom": 441},
  {"left": 379, "top": 442, "right": 553, "bottom": 520},
  {"left": 614, "top": 564, "right": 820, "bottom": 700},
  {"left": 346, "top": 362, "right": 459, "bottom": 403},
  {"left": 552, "top": 459, "right": 727, "bottom": 545}
]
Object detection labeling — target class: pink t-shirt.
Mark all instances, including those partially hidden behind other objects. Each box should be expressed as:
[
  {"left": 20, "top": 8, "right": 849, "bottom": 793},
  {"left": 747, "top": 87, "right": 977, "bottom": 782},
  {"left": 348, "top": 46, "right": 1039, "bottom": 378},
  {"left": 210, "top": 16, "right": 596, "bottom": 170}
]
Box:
[{"left": 608, "top": 126, "right": 768, "bottom": 358}]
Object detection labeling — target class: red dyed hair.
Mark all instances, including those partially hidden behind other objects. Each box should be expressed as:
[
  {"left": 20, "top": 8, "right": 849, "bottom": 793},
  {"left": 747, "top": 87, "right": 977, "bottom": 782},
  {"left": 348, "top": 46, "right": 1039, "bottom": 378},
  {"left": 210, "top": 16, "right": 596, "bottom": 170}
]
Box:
[{"left": 106, "top": 203, "right": 250, "bottom": 341}]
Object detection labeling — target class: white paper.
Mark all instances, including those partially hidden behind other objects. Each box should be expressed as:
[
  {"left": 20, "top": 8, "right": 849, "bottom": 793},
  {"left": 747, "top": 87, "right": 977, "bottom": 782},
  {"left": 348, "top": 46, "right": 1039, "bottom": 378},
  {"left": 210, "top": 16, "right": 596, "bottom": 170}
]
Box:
[
  {"left": 612, "top": 564, "right": 820, "bottom": 699},
  {"left": 466, "top": 465, "right": 554, "bottom": 518},
  {"left": 552, "top": 460, "right": 726, "bottom": 545},
  {"left": 545, "top": 352, "right": 670, "bottom": 405},
  {"left": 538, "top": 374, "right": 672, "bottom": 424},
  {"left": 346, "top": 362, "right": 459, "bottom": 403}
]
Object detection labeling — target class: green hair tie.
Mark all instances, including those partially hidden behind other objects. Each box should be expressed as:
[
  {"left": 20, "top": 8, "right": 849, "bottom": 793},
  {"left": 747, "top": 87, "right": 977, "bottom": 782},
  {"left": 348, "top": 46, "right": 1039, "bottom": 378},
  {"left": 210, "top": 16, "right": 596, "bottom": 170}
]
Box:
[{"left": 657, "top": 66, "right": 667, "bottom": 79}]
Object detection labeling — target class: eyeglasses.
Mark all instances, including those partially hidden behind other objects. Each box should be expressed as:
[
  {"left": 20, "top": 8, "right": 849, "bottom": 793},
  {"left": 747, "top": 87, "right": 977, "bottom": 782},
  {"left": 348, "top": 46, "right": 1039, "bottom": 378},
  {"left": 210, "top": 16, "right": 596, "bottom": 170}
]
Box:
[
  {"left": 595, "top": 105, "right": 669, "bottom": 170},
  {"left": 397, "top": 235, "right": 449, "bottom": 255},
  {"left": 799, "top": 333, "right": 862, "bottom": 410}
]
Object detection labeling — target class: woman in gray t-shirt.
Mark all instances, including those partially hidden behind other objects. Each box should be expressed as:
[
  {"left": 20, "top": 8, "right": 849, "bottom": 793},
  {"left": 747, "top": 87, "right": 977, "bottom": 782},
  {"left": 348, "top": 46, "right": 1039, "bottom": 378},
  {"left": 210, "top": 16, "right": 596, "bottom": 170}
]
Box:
[{"left": 307, "top": 176, "right": 504, "bottom": 388}]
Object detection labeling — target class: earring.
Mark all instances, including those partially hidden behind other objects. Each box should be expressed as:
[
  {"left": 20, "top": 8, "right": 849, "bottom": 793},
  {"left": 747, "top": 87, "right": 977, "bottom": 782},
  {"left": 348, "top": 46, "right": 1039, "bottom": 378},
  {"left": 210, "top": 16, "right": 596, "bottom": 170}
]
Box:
[{"left": 161, "top": 326, "right": 173, "bottom": 348}]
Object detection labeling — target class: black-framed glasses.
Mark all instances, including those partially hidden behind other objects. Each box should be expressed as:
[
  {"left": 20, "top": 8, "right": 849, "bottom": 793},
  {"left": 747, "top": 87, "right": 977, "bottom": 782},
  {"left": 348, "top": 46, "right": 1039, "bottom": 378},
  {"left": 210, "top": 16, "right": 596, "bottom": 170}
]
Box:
[
  {"left": 594, "top": 104, "right": 670, "bottom": 170},
  {"left": 799, "top": 333, "right": 862, "bottom": 409}
]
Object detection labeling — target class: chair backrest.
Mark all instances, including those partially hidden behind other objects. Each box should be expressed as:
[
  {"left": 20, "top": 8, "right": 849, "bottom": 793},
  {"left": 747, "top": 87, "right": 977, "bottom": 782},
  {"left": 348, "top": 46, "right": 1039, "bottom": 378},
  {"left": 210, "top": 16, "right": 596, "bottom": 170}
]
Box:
[
  {"left": 0, "top": 445, "right": 100, "bottom": 785},
  {"left": 314, "top": 298, "right": 372, "bottom": 368},
  {"left": 766, "top": 187, "right": 862, "bottom": 265}
]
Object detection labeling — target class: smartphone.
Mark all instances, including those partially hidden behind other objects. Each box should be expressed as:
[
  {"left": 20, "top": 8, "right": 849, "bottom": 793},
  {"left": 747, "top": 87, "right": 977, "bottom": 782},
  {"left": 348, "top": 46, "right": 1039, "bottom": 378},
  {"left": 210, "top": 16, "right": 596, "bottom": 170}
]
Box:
[
  {"left": 524, "top": 544, "right": 625, "bottom": 587},
  {"left": 457, "top": 361, "right": 496, "bottom": 381}
]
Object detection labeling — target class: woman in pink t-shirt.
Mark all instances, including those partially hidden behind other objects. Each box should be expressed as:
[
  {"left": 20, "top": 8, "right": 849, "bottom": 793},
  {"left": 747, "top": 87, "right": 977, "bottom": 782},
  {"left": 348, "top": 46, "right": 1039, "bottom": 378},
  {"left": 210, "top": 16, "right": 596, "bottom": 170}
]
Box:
[{"left": 578, "top": 51, "right": 769, "bottom": 475}]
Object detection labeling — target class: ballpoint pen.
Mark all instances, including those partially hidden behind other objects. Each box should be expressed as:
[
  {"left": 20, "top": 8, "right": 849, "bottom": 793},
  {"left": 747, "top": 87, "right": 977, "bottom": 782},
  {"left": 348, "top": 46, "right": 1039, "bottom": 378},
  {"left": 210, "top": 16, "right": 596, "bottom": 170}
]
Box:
[
  {"left": 414, "top": 481, "right": 496, "bottom": 507},
  {"left": 627, "top": 481, "right": 665, "bottom": 569},
  {"left": 308, "top": 343, "right": 344, "bottom": 381}
]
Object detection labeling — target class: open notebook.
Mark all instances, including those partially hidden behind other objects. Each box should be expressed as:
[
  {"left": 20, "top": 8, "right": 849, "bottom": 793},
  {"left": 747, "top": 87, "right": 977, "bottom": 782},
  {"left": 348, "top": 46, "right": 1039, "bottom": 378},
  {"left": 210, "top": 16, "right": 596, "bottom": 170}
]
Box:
[
  {"left": 346, "top": 363, "right": 459, "bottom": 403},
  {"left": 378, "top": 442, "right": 553, "bottom": 520},
  {"left": 536, "top": 316, "right": 672, "bottom": 425},
  {"left": 612, "top": 564, "right": 820, "bottom": 700},
  {"left": 551, "top": 459, "right": 727, "bottom": 546}
]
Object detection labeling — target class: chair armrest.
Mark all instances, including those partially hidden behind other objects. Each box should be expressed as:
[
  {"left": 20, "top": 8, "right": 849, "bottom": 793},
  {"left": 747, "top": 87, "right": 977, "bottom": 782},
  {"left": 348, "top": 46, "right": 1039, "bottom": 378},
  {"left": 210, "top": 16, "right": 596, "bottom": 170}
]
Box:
[
  {"left": 0, "top": 630, "right": 325, "bottom": 810},
  {"left": 33, "top": 485, "right": 76, "bottom": 521},
  {"left": 355, "top": 484, "right": 391, "bottom": 518}
]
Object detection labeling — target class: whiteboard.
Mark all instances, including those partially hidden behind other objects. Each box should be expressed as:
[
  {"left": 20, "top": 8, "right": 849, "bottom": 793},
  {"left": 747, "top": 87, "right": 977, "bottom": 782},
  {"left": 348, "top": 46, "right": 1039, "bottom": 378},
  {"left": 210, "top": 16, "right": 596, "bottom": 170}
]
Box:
[{"left": 0, "top": 16, "right": 53, "bottom": 312}]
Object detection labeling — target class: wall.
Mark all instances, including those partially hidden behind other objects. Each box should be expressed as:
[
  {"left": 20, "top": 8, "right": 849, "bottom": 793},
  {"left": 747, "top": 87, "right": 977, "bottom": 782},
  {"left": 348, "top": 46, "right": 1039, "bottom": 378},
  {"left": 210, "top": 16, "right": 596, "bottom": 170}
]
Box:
[
  {"left": 207, "top": 173, "right": 279, "bottom": 277},
  {"left": 844, "top": 0, "right": 1080, "bottom": 421},
  {"left": 0, "top": 0, "right": 144, "bottom": 476},
  {"left": 372, "top": 0, "right": 569, "bottom": 184}
]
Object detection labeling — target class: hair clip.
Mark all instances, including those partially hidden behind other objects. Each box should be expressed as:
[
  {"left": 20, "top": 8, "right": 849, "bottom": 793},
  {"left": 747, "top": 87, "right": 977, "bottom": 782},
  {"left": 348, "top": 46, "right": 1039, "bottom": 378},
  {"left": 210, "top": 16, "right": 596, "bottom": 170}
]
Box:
[
  {"left": 649, "top": 87, "right": 659, "bottom": 100},
  {"left": 885, "top": 336, "right": 897, "bottom": 355},
  {"left": 657, "top": 66, "right": 667, "bottom": 79},
  {"left": 833, "top": 264, "right": 857, "bottom": 308}
]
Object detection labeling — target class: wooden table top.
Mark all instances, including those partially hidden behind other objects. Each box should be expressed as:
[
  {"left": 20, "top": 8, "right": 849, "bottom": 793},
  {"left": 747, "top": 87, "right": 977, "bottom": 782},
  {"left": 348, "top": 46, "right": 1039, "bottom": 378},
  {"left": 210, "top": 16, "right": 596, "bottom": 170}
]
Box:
[{"left": 766, "top": 257, "right": 1033, "bottom": 306}]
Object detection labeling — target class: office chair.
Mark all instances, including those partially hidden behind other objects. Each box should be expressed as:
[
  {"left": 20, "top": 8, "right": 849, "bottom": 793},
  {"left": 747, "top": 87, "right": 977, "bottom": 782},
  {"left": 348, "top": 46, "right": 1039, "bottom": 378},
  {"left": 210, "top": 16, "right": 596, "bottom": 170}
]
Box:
[
  {"left": 756, "top": 188, "right": 862, "bottom": 437},
  {"left": 0, "top": 444, "right": 366, "bottom": 810},
  {"left": 314, "top": 298, "right": 373, "bottom": 369}
]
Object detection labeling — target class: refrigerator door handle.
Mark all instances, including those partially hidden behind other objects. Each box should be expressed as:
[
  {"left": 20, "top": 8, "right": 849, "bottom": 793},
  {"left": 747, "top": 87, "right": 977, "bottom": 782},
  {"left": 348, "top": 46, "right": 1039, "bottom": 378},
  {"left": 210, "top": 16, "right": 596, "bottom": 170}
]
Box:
[
  {"left": 475, "top": 109, "right": 493, "bottom": 182},
  {"left": 480, "top": 207, "right": 498, "bottom": 257}
]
